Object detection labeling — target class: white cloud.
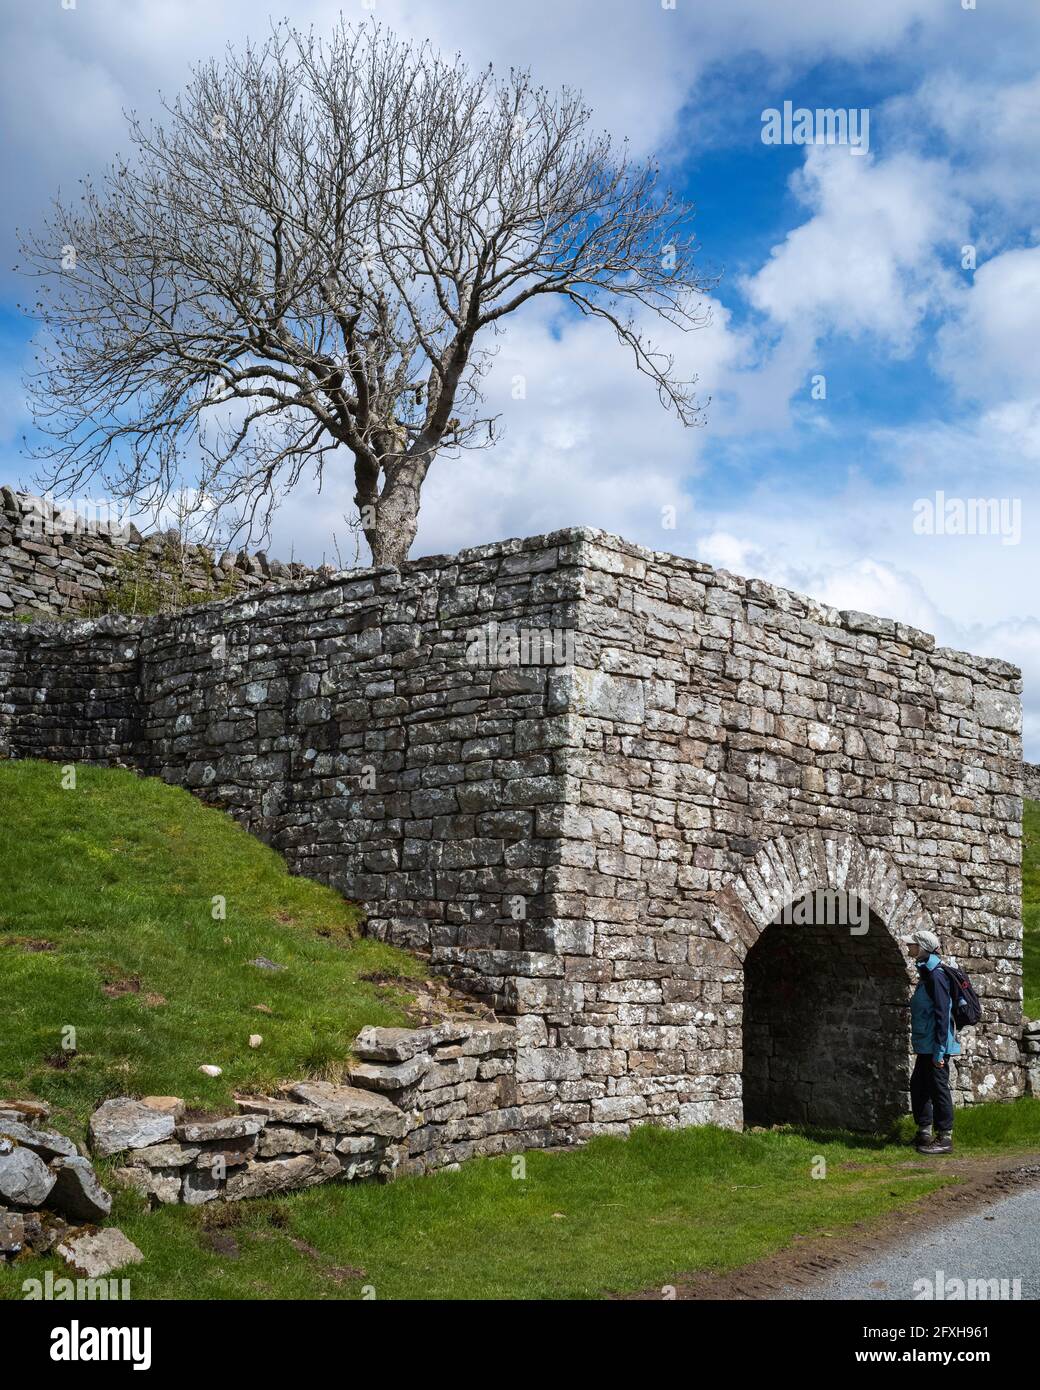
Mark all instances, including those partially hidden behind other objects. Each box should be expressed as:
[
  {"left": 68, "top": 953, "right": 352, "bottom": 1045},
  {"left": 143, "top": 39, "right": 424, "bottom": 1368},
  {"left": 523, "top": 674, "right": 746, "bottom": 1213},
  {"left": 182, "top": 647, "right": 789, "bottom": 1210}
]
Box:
[
  {"left": 698, "top": 528, "right": 945, "bottom": 630},
  {"left": 886, "top": 70, "right": 1040, "bottom": 222},
  {"left": 0, "top": 0, "right": 1000, "bottom": 283},
  {"left": 935, "top": 245, "right": 1040, "bottom": 404},
  {"left": 742, "top": 148, "right": 964, "bottom": 351}
]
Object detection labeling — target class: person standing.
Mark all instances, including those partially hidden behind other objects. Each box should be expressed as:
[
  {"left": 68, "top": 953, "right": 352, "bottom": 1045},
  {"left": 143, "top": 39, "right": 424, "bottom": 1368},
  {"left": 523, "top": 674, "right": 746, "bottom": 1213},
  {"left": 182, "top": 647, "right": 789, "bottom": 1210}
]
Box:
[{"left": 905, "top": 928, "right": 961, "bottom": 1154}]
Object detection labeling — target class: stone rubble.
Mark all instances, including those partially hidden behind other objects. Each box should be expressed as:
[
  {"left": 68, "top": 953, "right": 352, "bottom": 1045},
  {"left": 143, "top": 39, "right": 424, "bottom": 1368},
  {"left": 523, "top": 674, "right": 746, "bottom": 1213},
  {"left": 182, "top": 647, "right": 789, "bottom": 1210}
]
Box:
[{"left": 0, "top": 1106, "right": 141, "bottom": 1273}]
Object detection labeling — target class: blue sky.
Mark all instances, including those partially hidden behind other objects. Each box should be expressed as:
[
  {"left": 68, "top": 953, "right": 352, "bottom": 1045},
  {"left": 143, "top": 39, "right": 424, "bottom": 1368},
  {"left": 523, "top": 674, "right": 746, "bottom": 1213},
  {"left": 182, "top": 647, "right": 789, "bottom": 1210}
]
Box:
[{"left": 1, "top": 0, "right": 1039, "bottom": 751}]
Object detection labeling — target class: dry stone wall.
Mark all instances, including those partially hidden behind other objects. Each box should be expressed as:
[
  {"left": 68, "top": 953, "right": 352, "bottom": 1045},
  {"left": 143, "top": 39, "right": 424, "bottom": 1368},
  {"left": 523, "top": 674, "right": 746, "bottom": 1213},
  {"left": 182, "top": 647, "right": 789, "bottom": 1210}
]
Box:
[
  {"left": 0, "top": 526, "right": 1028, "bottom": 1144},
  {"left": 0, "top": 488, "right": 313, "bottom": 619},
  {"left": 91, "top": 1019, "right": 535, "bottom": 1204},
  {"left": 1024, "top": 762, "right": 1040, "bottom": 803}
]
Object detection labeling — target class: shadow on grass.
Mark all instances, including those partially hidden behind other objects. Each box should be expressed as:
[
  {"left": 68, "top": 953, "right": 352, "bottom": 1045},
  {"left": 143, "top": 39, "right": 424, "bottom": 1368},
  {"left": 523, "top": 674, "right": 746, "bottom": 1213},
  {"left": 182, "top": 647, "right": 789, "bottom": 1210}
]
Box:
[
  {"left": 789, "top": 1124, "right": 899, "bottom": 1151},
  {"left": 790, "top": 1098, "right": 1040, "bottom": 1154}
]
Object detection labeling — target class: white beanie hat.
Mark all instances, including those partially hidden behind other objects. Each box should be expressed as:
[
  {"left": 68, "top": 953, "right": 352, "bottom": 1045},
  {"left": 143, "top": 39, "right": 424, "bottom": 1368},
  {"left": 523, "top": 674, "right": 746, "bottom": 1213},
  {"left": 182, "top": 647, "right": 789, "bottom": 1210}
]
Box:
[{"left": 903, "top": 927, "right": 941, "bottom": 954}]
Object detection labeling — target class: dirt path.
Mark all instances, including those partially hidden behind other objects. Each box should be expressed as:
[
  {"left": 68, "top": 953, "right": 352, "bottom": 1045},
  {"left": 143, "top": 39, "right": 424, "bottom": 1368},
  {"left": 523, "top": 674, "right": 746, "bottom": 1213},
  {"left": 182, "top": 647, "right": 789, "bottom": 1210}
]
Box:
[{"left": 619, "top": 1151, "right": 1040, "bottom": 1300}]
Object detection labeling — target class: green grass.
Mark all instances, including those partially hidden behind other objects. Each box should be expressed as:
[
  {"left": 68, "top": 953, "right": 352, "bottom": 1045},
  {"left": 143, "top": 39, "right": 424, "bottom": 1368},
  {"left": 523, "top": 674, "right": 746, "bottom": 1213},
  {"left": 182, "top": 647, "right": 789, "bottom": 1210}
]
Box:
[
  {"left": 2, "top": 1104, "right": 1039, "bottom": 1301},
  {"left": 0, "top": 760, "right": 424, "bottom": 1138},
  {"left": 1024, "top": 799, "right": 1040, "bottom": 1020}
]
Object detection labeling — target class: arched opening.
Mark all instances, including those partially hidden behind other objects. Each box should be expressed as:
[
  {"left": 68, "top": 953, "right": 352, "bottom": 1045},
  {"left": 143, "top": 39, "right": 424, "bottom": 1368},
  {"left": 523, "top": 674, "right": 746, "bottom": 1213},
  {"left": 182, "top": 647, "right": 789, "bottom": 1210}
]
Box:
[{"left": 741, "top": 891, "right": 910, "bottom": 1131}]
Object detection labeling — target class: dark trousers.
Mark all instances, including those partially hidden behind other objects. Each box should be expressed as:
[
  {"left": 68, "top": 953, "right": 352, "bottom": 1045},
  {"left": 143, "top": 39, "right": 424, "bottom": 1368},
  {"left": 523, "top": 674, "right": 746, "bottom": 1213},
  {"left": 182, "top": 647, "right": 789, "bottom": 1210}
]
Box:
[{"left": 910, "top": 1053, "right": 954, "bottom": 1133}]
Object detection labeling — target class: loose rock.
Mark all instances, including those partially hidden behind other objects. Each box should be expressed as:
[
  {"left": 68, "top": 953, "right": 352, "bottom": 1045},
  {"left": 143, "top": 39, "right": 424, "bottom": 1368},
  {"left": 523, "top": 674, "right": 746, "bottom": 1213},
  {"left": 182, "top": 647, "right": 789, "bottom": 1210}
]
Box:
[
  {"left": 47, "top": 1156, "right": 113, "bottom": 1223},
  {"left": 287, "top": 1081, "right": 407, "bottom": 1139},
  {"left": 0, "top": 1146, "right": 56, "bottom": 1209},
  {"left": 57, "top": 1228, "right": 144, "bottom": 1278},
  {"left": 0, "top": 1118, "right": 78, "bottom": 1162}
]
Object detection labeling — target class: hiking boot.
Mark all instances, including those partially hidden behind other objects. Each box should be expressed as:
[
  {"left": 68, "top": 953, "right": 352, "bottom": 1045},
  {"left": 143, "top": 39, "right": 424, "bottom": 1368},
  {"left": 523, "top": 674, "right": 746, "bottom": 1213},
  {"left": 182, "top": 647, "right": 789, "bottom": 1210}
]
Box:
[
  {"left": 912, "top": 1129, "right": 933, "bottom": 1148},
  {"left": 916, "top": 1132, "right": 953, "bottom": 1155}
]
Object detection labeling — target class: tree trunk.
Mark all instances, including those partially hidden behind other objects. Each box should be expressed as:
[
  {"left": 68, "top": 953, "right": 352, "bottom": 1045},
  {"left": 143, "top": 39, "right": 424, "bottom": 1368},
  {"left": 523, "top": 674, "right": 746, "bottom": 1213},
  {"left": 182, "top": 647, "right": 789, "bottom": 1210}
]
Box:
[{"left": 364, "top": 476, "right": 422, "bottom": 568}]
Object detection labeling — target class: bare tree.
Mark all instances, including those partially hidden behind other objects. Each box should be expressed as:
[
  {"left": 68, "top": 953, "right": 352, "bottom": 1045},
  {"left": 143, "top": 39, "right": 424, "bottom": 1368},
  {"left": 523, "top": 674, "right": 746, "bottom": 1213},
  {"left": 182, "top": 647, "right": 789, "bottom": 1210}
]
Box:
[{"left": 20, "top": 20, "right": 713, "bottom": 567}]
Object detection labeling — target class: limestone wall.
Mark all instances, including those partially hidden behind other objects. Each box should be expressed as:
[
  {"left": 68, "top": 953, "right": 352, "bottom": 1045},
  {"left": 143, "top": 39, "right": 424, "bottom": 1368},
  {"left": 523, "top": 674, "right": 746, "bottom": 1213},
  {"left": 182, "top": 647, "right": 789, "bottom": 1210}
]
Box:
[
  {"left": 0, "top": 488, "right": 313, "bottom": 619},
  {"left": 0, "top": 526, "right": 1027, "bottom": 1140},
  {"left": 551, "top": 534, "right": 1023, "bottom": 1121},
  {"left": 0, "top": 534, "right": 582, "bottom": 956}
]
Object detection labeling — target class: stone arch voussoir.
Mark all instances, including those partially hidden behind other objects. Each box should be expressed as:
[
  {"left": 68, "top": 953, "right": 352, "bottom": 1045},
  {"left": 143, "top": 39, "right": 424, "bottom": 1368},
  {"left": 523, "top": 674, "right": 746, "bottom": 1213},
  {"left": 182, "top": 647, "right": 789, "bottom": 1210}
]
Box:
[{"left": 711, "top": 831, "right": 936, "bottom": 962}]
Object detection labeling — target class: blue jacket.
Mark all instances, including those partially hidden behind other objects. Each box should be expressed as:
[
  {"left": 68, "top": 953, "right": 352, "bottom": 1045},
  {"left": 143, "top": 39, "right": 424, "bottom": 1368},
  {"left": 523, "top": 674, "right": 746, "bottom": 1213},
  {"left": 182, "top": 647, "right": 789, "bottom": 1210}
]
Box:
[{"left": 911, "top": 954, "right": 961, "bottom": 1063}]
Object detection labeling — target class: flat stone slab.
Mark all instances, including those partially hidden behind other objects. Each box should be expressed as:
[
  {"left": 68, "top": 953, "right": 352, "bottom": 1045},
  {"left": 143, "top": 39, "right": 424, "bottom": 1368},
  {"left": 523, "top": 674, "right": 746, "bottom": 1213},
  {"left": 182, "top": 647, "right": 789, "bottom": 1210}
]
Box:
[
  {"left": 353, "top": 1022, "right": 470, "bottom": 1063},
  {"left": 456, "top": 1022, "right": 517, "bottom": 1057},
  {"left": 139, "top": 1095, "right": 184, "bottom": 1115},
  {"left": 286, "top": 1081, "right": 407, "bottom": 1139},
  {"left": 175, "top": 1115, "right": 265, "bottom": 1144},
  {"left": 236, "top": 1096, "right": 331, "bottom": 1125},
  {"left": 223, "top": 1154, "right": 318, "bottom": 1200},
  {"left": 333, "top": 1135, "right": 379, "bottom": 1155},
  {"left": 0, "top": 1100, "right": 50, "bottom": 1122},
  {"left": 257, "top": 1126, "right": 319, "bottom": 1158},
  {"left": 0, "top": 1145, "right": 55, "bottom": 1208},
  {"left": 89, "top": 1098, "right": 176, "bottom": 1157},
  {"left": 193, "top": 1145, "right": 252, "bottom": 1170},
  {"left": 0, "top": 1119, "right": 78, "bottom": 1162},
  {"left": 349, "top": 1054, "right": 431, "bottom": 1092},
  {"left": 126, "top": 1141, "right": 199, "bottom": 1169},
  {"left": 47, "top": 1155, "right": 112, "bottom": 1223},
  {"left": 57, "top": 1228, "right": 144, "bottom": 1278},
  {"left": 221, "top": 1150, "right": 347, "bottom": 1201},
  {"left": 113, "top": 1165, "right": 183, "bottom": 1205}
]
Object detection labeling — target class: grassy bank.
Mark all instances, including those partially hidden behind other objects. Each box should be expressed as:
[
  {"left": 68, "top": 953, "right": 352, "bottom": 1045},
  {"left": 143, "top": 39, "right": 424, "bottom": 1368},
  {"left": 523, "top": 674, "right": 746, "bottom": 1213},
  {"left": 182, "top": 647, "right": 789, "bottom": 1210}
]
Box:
[{"left": 0, "top": 760, "right": 423, "bottom": 1137}]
